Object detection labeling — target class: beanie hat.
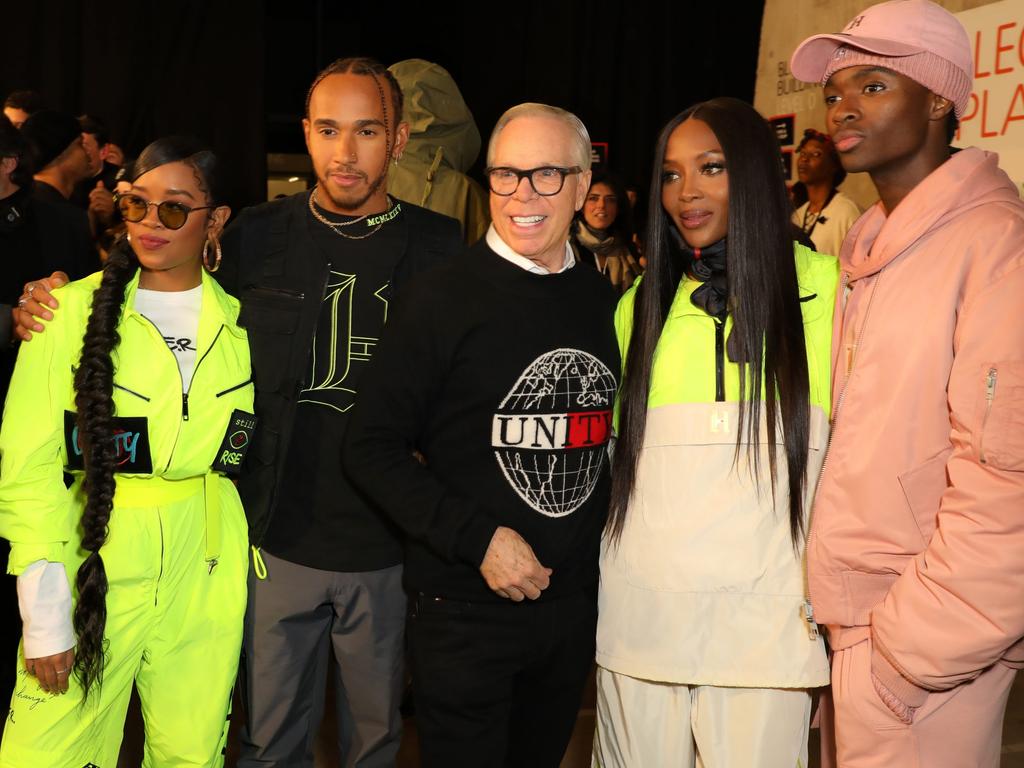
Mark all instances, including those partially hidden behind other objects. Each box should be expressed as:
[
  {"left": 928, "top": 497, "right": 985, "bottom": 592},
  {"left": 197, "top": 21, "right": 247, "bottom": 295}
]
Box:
[
  {"left": 790, "top": 0, "right": 972, "bottom": 117},
  {"left": 20, "top": 110, "right": 82, "bottom": 169}
]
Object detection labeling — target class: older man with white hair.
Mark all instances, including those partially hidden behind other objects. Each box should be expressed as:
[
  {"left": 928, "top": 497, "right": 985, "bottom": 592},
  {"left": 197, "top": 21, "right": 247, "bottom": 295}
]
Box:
[{"left": 344, "top": 103, "right": 619, "bottom": 766}]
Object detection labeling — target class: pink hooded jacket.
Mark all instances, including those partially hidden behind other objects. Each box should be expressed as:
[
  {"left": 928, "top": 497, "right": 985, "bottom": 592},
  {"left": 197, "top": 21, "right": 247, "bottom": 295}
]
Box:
[{"left": 808, "top": 147, "right": 1024, "bottom": 714}]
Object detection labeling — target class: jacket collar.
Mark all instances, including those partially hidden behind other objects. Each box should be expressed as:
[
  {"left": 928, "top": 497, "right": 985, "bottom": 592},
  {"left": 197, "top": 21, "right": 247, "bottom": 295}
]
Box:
[
  {"left": 841, "top": 148, "right": 1019, "bottom": 281},
  {"left": 669, "top": 246, "right": 823, "bottom": 319},
  {"left": 123, "top": 267, "right": 244, "bottom": 344}
]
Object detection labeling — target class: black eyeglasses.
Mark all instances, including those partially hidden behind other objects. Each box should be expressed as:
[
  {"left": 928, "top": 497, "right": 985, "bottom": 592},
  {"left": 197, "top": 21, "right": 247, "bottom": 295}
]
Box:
[
  {"left": 117, "top": 193, "right": 213, "bottom": 230},
  {"left": 486, "top": 166, "right": 582, "bottom": 196}
]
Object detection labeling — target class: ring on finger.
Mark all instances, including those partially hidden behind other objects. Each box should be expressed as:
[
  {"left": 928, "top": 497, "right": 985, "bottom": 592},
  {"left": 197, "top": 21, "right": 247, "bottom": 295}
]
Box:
[
  {"left": 25, "top": 283, "right": 36, "bottom": 297},
  {"left": 56, "top": 668, "right": 68, "bottom": 674},
  {"left": 17, "top": 296, "right": 28, "bottom": 307}
]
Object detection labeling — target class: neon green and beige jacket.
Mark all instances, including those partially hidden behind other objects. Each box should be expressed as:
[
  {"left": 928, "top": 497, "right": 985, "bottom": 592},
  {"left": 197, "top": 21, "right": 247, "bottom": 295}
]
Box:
[
  {"left": 0, "top": 268, "right": 253, "bottom": 574},
  {"left": 596, "top": 243, "right": 837, "bottom": 687}
]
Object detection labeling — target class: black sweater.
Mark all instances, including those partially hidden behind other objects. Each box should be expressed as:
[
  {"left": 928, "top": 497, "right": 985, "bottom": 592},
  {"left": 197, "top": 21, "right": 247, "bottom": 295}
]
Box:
[{"left": 345, "top": 239, "right": 620, "bottom": 602}]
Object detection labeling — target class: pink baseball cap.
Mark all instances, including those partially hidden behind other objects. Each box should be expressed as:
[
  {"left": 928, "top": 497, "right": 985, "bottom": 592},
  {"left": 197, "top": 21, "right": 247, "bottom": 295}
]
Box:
[{"left": 790, "top": 0, "right": 973, "bottom": 116}]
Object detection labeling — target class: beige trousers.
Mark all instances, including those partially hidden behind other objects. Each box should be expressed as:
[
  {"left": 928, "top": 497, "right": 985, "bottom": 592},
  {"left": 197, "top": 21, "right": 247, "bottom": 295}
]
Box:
[{"left": 593, "top": 666, "right": 812, "bottom": 768}]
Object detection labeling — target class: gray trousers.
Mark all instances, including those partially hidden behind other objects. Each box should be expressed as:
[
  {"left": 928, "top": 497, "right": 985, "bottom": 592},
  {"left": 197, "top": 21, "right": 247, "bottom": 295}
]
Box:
[{"left": 237, "top": 551, "right": 405, "bottom": 768}]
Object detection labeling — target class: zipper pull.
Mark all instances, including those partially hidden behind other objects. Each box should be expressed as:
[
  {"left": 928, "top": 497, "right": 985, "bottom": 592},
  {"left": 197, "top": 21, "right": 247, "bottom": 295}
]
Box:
[
  {"left": 182, "top": 392, "right": 190, "bottom": 421},
  {"left": 803, "top": 599, "right": 820, "bottom": 641},
  {"left": 981, "top": 367, "right": 998, "bottom": 465}
]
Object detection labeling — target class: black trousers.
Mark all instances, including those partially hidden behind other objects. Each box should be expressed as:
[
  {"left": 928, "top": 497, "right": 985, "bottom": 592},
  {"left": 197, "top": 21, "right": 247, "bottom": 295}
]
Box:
[{"left": 410, "top": 587, "right": 597, "bottom": 768}]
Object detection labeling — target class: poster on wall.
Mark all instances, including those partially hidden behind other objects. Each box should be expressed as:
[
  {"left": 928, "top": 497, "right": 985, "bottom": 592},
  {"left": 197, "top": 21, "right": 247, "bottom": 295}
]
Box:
[
  {"left": 755, "top": 0, "right": 1024, "bottom": 206},
  {"left": 957, "top": 2, "right": 1024, "bottom": 184}
]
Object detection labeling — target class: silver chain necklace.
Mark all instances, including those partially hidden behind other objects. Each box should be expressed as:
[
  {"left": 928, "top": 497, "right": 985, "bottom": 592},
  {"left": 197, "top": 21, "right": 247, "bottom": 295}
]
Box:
[{"left": 307, "top": 186, "right": 400, "bottom": 240}]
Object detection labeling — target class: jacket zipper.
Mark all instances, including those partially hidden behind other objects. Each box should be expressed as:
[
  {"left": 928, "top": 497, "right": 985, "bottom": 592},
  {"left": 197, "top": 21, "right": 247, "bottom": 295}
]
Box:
[
  {"left": 242, "top": 284, "right": 306, "bottom": 299},
  {"left": 133, "top": 312, "right": 186, "bottom": 462},
  {"left": 181, "top": 326, "right": 225, "bottom": 422},
  {"left": 215, "top": 378, "right": 253, "bottom": 398},
  {"left": 805, "top": 269, "right": 880, "bottom": 639},
  {"left": 713, "top": 318, "right": 726, "bottom": 402},
  {"left": 137, "top": 310, "right": 225, "bottom": 471},
  {"left": 979, "top": 367, "right": 998, "bottom": 464},
  {"left": 113, "top": 382, "right": 151, "bottom": 401}
]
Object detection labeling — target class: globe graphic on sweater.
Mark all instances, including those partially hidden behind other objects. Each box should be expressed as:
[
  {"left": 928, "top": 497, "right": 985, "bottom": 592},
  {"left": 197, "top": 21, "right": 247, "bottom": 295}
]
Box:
[{"left": 491, "top": 348, "right": 616, "bottom": 518}]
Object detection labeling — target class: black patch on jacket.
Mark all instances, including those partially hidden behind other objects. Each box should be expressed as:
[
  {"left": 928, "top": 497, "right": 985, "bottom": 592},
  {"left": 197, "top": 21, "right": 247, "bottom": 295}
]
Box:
[
  {"left": 64, "top": 411, "right": 153, "bottom": 474},
  {"left": 211, "top": 409, "right": 258, "bottom": 476}
]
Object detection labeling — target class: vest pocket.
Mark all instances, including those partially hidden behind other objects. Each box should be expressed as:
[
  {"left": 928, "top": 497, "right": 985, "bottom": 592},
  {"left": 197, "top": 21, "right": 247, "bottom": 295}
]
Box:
[{"left": 238, "top": 287, "right": 303, "bottom": 394}]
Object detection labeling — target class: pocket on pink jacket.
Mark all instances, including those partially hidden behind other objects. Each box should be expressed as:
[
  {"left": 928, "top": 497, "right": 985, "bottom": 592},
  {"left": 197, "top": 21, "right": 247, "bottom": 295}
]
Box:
[
  {"left": 977, "top": 361, "right": 1024, "bottom": 471},
  {"left": 1000, "top": 636, "right": 1024, "bottom": 669},
  {"left": 897, "top": 448, "right": 951, "bottom": 546},
  {"left": 871, "top": 672, "right": 916, "bottom": 725}
]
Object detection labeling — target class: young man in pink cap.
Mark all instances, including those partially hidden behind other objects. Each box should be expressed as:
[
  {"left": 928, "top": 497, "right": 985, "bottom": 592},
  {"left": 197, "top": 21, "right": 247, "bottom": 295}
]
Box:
[{"left": 791, "top": 1, "right": 1024, "bottom": 765}]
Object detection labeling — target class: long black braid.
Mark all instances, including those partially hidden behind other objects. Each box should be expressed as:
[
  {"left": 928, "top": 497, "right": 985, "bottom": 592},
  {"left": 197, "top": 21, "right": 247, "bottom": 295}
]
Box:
[{"left": 71, "top": 238, "right": 137, "bottom": 700}]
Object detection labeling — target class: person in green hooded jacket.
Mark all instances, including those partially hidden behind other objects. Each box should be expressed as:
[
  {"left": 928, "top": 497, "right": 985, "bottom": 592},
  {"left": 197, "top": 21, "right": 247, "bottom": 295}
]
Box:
[{"left": 387, "top": 59, "right": 489, "bottom": 244}]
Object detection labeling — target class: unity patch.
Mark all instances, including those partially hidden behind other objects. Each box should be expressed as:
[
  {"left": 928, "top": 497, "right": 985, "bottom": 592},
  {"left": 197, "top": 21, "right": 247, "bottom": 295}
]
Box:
[
  {"left": 491, "top": 348, "right": 615, "bottom": 518},
  {"left": 64, "top": 411, "right": 153, "bottom": 474}
]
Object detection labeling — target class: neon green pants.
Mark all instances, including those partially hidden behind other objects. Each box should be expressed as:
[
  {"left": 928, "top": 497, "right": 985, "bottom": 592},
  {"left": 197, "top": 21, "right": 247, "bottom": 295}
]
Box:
[{"left": 0, "top": 475, "right": 247, "bottom": 768}]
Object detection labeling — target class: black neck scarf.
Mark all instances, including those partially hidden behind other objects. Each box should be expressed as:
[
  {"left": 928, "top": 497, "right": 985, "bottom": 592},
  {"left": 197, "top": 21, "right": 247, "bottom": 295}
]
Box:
[
  {"left": 671, "top": 230, "right": 728, "bottom": 318},
  {"left": 670, "top": 231, "right": 746, "bottom": 362}
]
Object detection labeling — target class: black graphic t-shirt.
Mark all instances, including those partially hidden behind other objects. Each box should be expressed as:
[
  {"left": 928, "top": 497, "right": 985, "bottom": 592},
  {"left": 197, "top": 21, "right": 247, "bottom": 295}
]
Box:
[
  {"left": 262, "top": 198, "right": 405, "bottom": 570},
  {"left": 345, "top": 239, "right": 620, "bottom": 601}
]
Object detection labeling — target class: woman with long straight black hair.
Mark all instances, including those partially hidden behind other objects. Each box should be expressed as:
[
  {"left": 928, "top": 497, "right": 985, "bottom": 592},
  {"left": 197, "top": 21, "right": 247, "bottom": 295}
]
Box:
[
  {"left": 0, "top": 136, "right": 253, "bottom": 766},
  {"left": 593, "top": 98, "right": 837, "bottom": 767}
]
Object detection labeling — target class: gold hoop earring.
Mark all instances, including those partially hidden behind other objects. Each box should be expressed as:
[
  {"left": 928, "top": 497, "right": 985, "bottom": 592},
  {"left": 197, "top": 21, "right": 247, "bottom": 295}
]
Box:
[{"left": 203, "top": 238, "right": 222, "bottom": 273}]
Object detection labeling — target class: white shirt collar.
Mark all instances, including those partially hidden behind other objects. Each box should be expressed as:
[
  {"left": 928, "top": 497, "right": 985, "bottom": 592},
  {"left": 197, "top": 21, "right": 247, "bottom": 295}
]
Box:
[{"left": 486, "top": 224, "right": 575, "bottom": 275}]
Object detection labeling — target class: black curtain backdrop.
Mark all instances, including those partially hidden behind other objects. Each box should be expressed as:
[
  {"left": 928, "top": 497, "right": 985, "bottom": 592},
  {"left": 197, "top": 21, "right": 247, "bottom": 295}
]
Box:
[
  {"left": 266, "top": 1, "right": 766, "bottom": 205},
  {"left": 2, "top": 1, "right": 764, "bottom": 211},
  {"left": 1, "top": 1, "right": 265, "bottom": 212}
]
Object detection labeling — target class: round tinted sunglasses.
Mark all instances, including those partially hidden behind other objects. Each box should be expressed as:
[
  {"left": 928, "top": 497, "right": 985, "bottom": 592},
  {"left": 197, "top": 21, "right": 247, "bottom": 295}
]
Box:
[{"left": 117, "top": 193, "right": 213, "bottom": 230}]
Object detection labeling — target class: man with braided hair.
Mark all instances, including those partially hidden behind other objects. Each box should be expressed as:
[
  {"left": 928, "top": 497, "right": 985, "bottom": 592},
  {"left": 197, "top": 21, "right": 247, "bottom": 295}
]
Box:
[
  {"left": 12, "top": 57, "right": 463, "bottom": 768},
  {"left": 223, "top": 56, "right": 462, "bottom": 768}
]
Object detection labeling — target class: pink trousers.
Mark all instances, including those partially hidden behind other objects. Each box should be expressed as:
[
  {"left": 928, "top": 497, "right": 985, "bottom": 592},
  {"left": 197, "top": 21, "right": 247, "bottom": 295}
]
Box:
[{"left": 824, "top": 638, "right": 1015, "bottom": 767}]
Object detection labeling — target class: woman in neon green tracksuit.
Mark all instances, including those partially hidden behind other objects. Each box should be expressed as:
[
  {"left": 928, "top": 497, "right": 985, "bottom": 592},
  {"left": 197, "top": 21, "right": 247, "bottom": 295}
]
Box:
[
  {"left": 0, "top": 137, "right": 252, "bottom": 767},
  {"left": 593, "top": 99, "right": 839, "bottom": 767}
]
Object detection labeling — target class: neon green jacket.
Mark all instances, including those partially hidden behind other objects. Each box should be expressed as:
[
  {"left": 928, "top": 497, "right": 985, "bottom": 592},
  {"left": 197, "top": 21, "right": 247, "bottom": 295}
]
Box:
[
  {"left": 597, "top": 243, "right": 838, "bottom": 688},
  {"left": 615, "top": 243, "right": 835, "bottom": 417},
  {"left": 0, "top": 268, "right": 253, "bottom": 574}
]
